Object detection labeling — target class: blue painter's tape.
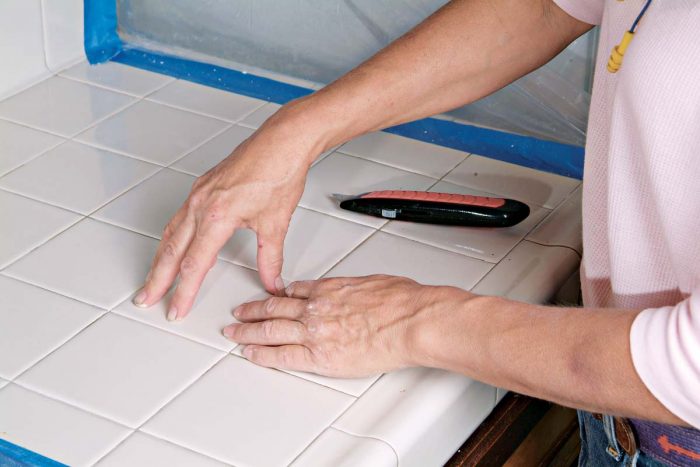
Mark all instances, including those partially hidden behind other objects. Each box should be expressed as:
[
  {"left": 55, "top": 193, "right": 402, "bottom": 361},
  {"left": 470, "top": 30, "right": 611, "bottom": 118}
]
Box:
[
  {"left": 0, "top": 439, "right": 67, "bottom": 467},
  {"left": 112, "top": 46, "right": 313, "bottom": 103},
  {"left": 84, "top": 0, "right": 122, "bottom": 64},
  {"left": 110, "top": 46, "right": 583, "bottom": 179}
]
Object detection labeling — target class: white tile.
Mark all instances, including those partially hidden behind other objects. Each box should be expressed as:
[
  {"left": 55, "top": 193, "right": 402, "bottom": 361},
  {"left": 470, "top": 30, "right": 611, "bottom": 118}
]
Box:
[
  {"left": 0, "top": 378, "right": 7, "bottom": 389},
  {"left": 97, "top": 432, "right": 227, "bottom": 467},
  {"left": 114, "top": 260, "right": 268, "bottom": 352},
  {"left": 0, "top": 384, "right": 130, "bottom": 467},
  {"left": 5, "top": 218, "right": 159, "bottom": 309},
  {"left": 232, "top": 345, "right": 379, "bottom": 397},
  {"left": 92, "top": 168, "right": 193, "bottom": 238},
  {"left": 224, "top": 207, "right": 374, "bottom": 281},
  {"left": 382, "top": 181, "right": 550, "bottom": 263},
  {"left": 0, "top": 77, "right": 135, "bottom": 137},
  {"left": 171, "top": 125, "right": 255, "bottom": 176},
  {"left": 291, "top": 428, "right": 397, "bottom": 467},
  {"left": 42, "top": 0, "right": 84, "bottom": 71},
  {"left": 0, "top": 191, "right": 80, "bottom": 268},
  {"left": 471, "top": 241, "right": 581, "bottom": 304},
  {"left": 333, "top": 368, "right": 496, "bottom": 467},
  {"left": 0, "top": 275, "right": 101, "bottom": 380},
  {"left": 0, "top": 120, "right": 64, "bottom": 177},
  {"left": 0, "top": 141, "right": 159, "bottom": 214},
  {"left": 0, "top": 0, "right": 50, "bottom": 100},
  {"left": 325, "top": 231, "right": 492, "bottom": 290},
  {"left": 238, "top": 102, "right": 281, "bottom": 129},
  {"left": 18, "top": 313, "right": 223, "bottom": 428},
  {"left": 339, "top": 132, "right": 467, "bottom": 178},
  {"left": 75, "top": 100, "right": 229, "bottom": 165},
  {"left": 444, "top": 155, "right": 580, "bottom": 209},
  {"left": 148, "top": 80, "right": 265, "bottom": 122},
  {"left": 299, "top": 153, "right": 437, "bottom": 227},
  {"left": 527, "top": 186, "right": 583, "bottom": 254},
  {"left": 143, "top": 355, "right": 354, "bottom": 466},
  {"left": 61, "top": 61, "right": 174, "bottom": 97}
]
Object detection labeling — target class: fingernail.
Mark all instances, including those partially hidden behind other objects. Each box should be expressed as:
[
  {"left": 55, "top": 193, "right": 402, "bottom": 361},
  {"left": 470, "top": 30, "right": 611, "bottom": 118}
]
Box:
[
  {"left": 133, "top": 289, "right": 148, "bottom": 307},
  {"left": 222, "top": 325, "right": 237, "bottom": 339},
  {"left": 242, "top": 345, "right": 253, "bottom": 358},
  {"left": 274, "top": 276, "right": 285, "bottom": 293},
  {"left": 167, "top": 306, "right": 178, "bottom": 322},
  {"left": 232, "top": 307, "right": 242, "bottom": 319}
]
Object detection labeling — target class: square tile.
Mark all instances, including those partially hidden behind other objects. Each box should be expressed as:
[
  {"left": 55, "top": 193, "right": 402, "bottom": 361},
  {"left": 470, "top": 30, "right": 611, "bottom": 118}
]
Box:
[
  {"left": 75, "top": 100, "right": 229, "bottom": 165},
  {"left": 382, "top": 181, "right": 550, "bottom": 263},
  {"left": 92, "top": 168, "right": 193, "bottom": 238},
  {"left": 333, "top": 367, "right": 496, "bottom": 466},
  {"left": 233, "top": 346, "right": 379, "bottom": 397},
  {"left": 223, "top": 207, "right": 374, "bottom": 281},
  {"left": 443, "top": 155, "right": 580, "bottom": 209},
  {"left": 0, "top": 119, "right": 64, "bottom": 177},
  {"left": 338, "top": 132, "right": 467, "bottom": 178},
  {"left": 147, "top": 80, "right": 265, "bottom": 122},
  {"left": 0, "top": 0, "right": 49, "bottom": 100},
  {"left": 0, "top": 190, "right": 80, "bottom": 268},
  {"left": 471, "top": 241, "right": 581, "bottom": 304},
  {"left": 42, "top": 0, "right": 84, "bottom": 71},
  {"left": 170, "top": 125, "right": 255, "bottom": 176},
  {"left": 299, "top": 153, "right": 437, "bottom": 227},
  {"left": 143, "top": 355, "right": 354, "bottom": 466},
  {"left": 238, "top": 102, "right": 281, "bottom": 129},
  {"left": 0, "top": 384, "right": 129, "bottom": 466},
  {"left": 0, "top": 141, "right": 159, "bottom": 214},
  {"left": 325, "top": 231, "right": 492, "bottom": 290},
  {"left": 115, "top": 260, "right": 268, "bottom": 352},
  {"left": 18, "top": 313, "right": 223, "bottom": 428},
  {"left": 61, "top": 61, "right": 173, "bottom": 97},
  {"left": 0, "top": 275, "right": 102, "bottom": 379},
  {"left": 527, "top": 186, "right": 583, "bottom": 254},
  {"left": 0, "top": 76, "right": 135, "bottom": 137},
  {"left": 291, "top": 428, "right": 397, "bottom": 467},
  {"left": 97, "top": 432, "right": 226, "bottom": 467},
  {"left": 5, "top": 218, "right": 159, "bottom": 309}
]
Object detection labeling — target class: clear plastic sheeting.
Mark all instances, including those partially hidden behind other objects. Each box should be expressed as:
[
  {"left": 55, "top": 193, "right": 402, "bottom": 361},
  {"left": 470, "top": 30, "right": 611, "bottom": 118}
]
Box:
[{"left": 116, "top": 0, "right": 596, "bottom": 146}]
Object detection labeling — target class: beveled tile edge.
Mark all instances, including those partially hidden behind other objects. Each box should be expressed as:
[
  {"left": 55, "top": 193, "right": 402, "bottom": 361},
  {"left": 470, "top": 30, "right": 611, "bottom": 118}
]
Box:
[
  {"left": 290, "top": 427, "right": 398, "bottom": 467},
  {"left": 333, "top": 371, "right": 496, "bottom": 467}
]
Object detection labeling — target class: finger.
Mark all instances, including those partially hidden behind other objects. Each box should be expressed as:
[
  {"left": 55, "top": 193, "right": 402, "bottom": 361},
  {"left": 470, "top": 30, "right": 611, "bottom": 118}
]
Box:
[
  {"left": 233, "top": 296, "right": 307, "bottom": 322},
  {"left": 222, "top": 319, "right": 307, "bottom": 345},
  {"left": 242, "top": 344, "right": 316, "bottom": 372},
  {"left": 168, "top": 219, "right": 235, "bottom": 321},
  {"left": 284, "top": 280, "right": 316, "bottom": 299},
  {"left": 255, "top": 221, "right": 288, "bottom": 295},
  {"left": 135, "top": 210, "right": 195, "bottom": 307}
]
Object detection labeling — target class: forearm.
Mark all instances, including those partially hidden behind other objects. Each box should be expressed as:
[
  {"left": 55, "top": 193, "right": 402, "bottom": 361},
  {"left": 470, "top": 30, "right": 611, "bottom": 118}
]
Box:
[
  {"left": 414, "top": 291, "right": 686, "bottom": 425},
  {"left": 271, "top": 0, "right": 591, "bottom": 154}
]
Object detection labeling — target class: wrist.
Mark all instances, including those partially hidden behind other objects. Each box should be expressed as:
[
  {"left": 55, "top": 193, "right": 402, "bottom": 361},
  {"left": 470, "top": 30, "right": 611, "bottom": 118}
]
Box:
[{"left": 406, "top": 288, "right": 497, "bottom": 371}]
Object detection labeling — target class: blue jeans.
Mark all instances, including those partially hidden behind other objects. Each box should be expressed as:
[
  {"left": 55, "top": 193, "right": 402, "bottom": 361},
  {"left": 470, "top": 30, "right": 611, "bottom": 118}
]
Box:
[{"left": 578, "top": 411, "right": 668, "bottom": 467}]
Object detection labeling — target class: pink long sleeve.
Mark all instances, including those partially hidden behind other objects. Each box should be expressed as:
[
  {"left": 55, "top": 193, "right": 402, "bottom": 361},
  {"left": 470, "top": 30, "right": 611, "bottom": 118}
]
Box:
[{"left": 554, "top": 0, "right": 700, "bottom": 428}]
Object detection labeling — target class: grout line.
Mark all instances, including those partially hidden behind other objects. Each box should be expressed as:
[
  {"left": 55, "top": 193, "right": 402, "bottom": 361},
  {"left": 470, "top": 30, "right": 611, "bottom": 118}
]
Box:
[
  {"left": 37, "top": 0, "right": 52, "bottom": 73},
  {"left": 144, "top": 94, "right": 267, "bottom": 126},
  {"left": 164, "top": 122, "right": 236, "bottom": 169}
]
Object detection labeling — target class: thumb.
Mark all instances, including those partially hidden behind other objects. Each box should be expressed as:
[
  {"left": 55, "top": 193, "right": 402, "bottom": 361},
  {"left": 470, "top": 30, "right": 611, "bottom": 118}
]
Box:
[{"left": 256, "top": 221, "right": 288, "bottom": 295}]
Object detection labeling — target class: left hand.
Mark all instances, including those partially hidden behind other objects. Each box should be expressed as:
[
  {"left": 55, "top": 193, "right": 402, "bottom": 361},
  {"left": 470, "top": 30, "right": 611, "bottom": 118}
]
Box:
[{"left": 222, "top": 275, "right": 469, "bottom": 378}]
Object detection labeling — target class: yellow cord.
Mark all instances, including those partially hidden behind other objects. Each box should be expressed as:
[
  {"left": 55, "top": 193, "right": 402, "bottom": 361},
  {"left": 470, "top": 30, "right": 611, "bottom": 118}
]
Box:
[{"left": 607, "top": 31, "right": 635, "bottom": 73}]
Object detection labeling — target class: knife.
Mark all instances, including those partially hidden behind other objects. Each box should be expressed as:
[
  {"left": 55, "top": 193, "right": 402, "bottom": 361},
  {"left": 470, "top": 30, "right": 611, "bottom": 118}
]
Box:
[{"left": 332, "top": 190, "right": 529, "bottom": 227}]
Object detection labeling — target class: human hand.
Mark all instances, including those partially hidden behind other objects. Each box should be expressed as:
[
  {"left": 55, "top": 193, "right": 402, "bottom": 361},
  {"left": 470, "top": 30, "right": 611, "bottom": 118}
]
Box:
[
  {"left": 133, "top": 112, "right": 321, "bottom": 320},
  {"left": 222, "top": 275, "right": 470, "bottom": 378}
]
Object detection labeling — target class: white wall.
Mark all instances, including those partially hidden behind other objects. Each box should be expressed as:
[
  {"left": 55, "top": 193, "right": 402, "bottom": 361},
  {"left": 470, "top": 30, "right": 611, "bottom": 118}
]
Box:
[{"left": 0, "top": 0, "right": 84, "bottom": 99}]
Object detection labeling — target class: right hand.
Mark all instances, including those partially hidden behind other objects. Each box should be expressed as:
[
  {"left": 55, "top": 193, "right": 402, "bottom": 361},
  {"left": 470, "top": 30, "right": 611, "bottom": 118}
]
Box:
[{"left": 133, "top": 113, "right": 319, "bottom": 321}]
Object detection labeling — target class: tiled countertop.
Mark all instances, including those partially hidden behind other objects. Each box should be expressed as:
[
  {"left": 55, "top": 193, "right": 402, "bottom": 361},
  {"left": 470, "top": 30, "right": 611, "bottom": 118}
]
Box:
[{"left": 0, "top": 61, "right": 582, "bottom": 467}]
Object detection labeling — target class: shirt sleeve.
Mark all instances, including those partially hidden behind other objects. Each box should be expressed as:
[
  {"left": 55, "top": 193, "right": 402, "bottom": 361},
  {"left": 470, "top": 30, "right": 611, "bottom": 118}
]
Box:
[
  {"left": 553, "top": 0, "right": 604, "bottom": 25},
  {"left": 630, "top": 291, "right": 700, "bottom": 429}
]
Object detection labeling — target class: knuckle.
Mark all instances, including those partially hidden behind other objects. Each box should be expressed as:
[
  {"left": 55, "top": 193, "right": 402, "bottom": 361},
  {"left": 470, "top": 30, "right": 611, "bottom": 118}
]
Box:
[
  {"left": 180, "top": 256, "right": 198, "bottom": 275},
  {"left": 162, "top": 242, "right": 178, "bottom": 259},
  {"left": 264, "top": 297, "right": 278, "bottom": 316},
  {"left": 261, "top": 320, "right": 276, "bottom": 339}
]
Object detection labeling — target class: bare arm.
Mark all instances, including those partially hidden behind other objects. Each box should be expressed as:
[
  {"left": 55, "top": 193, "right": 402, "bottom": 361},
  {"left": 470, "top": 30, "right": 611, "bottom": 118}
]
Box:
[{"left": 277, "top": 0, "right": 592, "bottom": 152}]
